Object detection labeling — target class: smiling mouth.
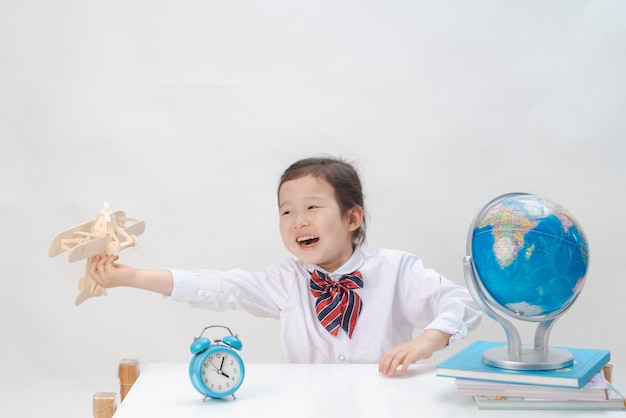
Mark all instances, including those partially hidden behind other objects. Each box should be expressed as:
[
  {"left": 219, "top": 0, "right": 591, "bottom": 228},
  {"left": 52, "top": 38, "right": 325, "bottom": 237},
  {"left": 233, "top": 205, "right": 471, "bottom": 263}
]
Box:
[{"left": 297, "top": 235, "right": 319, "bottom": 247}]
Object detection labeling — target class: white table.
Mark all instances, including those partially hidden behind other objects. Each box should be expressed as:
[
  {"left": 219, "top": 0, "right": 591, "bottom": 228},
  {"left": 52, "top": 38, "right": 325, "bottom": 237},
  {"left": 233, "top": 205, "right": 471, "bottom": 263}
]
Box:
[{"left": 112, "top": 363, "right": 623, "bottom": 417}]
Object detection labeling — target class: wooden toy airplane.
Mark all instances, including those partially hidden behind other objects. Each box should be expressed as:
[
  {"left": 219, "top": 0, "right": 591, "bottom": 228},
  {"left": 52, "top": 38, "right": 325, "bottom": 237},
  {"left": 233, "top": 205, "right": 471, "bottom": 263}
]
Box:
[{"left": 49, "top": 202, "right": 145, "bottom": 305}]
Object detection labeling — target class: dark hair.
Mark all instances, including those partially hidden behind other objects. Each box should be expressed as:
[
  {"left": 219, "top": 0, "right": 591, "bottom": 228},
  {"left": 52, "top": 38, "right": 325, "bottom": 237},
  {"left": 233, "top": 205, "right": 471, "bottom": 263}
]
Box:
[{"left": 278, "top": 156, "right": 367, "bottom": 247}]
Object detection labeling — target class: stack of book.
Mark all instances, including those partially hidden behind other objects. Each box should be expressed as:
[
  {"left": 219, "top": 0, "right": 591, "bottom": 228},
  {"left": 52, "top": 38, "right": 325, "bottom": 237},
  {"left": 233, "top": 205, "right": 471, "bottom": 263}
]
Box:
[{"left": 436, "top": 340, "right": 626, "bottom": 410}]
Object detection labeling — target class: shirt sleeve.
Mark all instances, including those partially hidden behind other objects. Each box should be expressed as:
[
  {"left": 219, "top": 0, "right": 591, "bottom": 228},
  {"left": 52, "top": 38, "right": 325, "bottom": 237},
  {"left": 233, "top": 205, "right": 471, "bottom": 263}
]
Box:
[
  {"left": 396, "top": 252, "right": 482, "bottom": 344},
  {"left": 164, "top": 261, "right": 298, "bottom": 319},
  {"left": 423, "top": 275, "right": 483, "bottom": 344}
]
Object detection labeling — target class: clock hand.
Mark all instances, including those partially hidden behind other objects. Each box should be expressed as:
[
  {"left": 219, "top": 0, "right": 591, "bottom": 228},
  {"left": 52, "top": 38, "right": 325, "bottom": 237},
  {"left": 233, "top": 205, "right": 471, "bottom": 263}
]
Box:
[
  {"left": 217, "top": 357, "right": 231, "bottom": 378},
  {"left": 208, "top": 359, "right": 219, "bottom": 370}
]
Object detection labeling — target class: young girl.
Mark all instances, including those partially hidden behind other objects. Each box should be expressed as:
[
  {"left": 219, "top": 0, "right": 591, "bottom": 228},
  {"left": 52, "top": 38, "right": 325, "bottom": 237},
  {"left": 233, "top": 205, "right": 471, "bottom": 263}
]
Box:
[{"left": 89, "top": 156, "right": 482, "bottom": 376}]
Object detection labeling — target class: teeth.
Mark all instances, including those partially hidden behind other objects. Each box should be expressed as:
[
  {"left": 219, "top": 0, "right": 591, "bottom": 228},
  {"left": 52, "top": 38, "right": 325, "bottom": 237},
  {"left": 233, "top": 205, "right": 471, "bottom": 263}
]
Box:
[{"left": 297, "top": 235, "right": 317, "bottom": 243}]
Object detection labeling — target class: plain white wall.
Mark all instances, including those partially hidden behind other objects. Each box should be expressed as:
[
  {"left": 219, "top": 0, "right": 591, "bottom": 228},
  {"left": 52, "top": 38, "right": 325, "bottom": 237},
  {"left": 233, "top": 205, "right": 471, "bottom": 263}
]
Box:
[{"left": 1, "top": 1, "right": 625, "bottom": 416}]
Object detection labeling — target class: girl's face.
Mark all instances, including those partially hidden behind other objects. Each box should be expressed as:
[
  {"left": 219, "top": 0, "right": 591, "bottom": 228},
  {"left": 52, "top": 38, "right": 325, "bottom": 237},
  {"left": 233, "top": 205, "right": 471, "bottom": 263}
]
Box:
[{"left": 278, "top": 175, "right": 363, "bottom": 272}]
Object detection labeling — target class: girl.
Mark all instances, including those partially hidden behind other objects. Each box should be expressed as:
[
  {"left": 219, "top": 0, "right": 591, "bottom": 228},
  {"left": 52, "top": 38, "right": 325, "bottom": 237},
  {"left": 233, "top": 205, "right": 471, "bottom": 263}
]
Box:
[{"left": 89, "top": 156, "right": 482, "bottom": 376}]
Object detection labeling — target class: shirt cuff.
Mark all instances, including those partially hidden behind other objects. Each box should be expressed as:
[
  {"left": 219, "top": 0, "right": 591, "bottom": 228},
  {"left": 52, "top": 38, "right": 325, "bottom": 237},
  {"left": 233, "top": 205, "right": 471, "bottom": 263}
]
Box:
[
  {"left": 424, "top": 312, "right": 469, "bottom": 345},
  {"left": 164, "top": 268, "right": 199, "bottom": 302}
]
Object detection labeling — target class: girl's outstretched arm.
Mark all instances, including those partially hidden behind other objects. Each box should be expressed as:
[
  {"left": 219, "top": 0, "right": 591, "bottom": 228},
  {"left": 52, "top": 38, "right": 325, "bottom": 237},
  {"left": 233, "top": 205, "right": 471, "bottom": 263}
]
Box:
[{"left": 89, "top": 254, "right": 174, "bottom": 296}]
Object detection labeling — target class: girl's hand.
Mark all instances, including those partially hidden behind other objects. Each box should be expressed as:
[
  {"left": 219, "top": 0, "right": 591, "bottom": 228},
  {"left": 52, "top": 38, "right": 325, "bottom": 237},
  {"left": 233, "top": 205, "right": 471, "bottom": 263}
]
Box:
[
  {"left": 89, "top": 254, "right": 137, "bottom": 288},
  {"left": 378, "top": 329, "right": 451, "bottom": 376},
  {"left": 89, "top": 255, "right": 174, "bottom": 296}
]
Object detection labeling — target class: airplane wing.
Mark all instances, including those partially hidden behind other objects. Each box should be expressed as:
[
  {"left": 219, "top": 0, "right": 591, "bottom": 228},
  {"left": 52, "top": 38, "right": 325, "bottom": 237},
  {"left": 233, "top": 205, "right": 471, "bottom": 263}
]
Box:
[
  {"left": 48, "top": 220, "right": 95, "bottom": 257},
  {"left": 67, "top": 236, "right": 109, "bottom": 262},
  {"left": 123, "top": 220, "right": 146, "bottom": 237}
]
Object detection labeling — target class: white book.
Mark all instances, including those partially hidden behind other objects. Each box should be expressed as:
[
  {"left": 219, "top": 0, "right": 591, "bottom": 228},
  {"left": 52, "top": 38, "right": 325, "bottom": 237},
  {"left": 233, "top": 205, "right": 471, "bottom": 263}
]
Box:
[
  {"left": 456, "top": 370, "right": 609, "bottom": 401},
  {"left": 472, "top": 382, "right": 626, "bottom": 410}
]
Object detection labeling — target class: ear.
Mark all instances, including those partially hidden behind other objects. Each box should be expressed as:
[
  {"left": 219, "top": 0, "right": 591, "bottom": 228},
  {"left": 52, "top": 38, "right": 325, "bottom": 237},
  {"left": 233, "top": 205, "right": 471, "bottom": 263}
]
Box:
[{"left": 346, "top": 206, "right": 364, "bottom": 232}]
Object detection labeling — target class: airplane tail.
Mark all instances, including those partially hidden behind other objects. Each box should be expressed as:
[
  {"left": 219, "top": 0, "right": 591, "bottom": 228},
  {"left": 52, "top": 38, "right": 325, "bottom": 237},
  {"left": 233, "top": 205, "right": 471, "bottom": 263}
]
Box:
[{"left": 75, "top": 274, "right": 107, "bottom": 306}]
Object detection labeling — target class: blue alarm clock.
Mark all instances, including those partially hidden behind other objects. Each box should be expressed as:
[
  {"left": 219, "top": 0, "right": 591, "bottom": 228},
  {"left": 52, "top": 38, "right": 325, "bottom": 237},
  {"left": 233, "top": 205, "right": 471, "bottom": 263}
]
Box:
[{"left": 189, "top": 325, "right": 245, "bottom": 400}]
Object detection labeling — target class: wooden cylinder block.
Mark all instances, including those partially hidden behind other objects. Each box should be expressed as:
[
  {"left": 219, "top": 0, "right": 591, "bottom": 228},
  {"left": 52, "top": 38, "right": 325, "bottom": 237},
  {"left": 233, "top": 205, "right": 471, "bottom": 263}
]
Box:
[
  {"left": 93, "top": 392, "right": 117, "bottom": 418},
  {"left": 118, "top": 358, "right": 140, "bottom": 401}
]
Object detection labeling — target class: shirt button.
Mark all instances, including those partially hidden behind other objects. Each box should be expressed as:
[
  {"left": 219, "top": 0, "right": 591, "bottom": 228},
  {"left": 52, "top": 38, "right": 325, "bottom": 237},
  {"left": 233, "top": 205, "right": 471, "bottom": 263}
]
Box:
[{"left": 338, "top": 354, "right": 345, "bottom": 361}]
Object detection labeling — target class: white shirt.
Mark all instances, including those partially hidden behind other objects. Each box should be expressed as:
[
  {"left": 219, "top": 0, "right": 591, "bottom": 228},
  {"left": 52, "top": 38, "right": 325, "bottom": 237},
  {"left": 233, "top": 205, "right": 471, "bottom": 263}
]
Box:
[{"left": 167, "top": 248, "right": 482, "bottom": 363}]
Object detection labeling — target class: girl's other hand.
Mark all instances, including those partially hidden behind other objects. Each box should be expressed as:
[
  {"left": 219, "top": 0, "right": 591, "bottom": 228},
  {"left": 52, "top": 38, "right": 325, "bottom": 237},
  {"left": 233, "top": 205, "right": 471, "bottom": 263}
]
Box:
[{"left": 378, "top": 329, "right": 451, "bottom": 377}]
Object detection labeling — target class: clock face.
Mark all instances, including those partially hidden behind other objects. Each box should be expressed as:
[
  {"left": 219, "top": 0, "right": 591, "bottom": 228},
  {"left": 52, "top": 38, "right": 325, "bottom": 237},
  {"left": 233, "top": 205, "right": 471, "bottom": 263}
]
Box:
[{"left": 199, "top": 349, "right": 244, "bottom": 396}]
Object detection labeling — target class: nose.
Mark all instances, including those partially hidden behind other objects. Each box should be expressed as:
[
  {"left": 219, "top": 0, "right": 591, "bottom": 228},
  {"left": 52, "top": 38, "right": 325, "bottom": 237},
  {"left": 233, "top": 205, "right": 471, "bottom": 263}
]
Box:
[{"left": 293, "top": 212, "right": 309, "bottom": 228}]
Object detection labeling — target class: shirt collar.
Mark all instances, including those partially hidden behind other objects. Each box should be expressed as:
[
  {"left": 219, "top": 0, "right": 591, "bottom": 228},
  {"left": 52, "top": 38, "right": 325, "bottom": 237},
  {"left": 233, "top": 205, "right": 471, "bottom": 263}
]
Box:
[{"left": 305, "top": 248, "right": 364, "bottom": 278}]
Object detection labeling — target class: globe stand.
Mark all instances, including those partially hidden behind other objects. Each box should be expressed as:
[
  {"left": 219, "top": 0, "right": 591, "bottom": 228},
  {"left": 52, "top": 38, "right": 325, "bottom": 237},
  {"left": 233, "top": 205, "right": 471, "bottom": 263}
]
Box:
[{"left": 464, "top": 256, "right": 574, "bottom": 371}]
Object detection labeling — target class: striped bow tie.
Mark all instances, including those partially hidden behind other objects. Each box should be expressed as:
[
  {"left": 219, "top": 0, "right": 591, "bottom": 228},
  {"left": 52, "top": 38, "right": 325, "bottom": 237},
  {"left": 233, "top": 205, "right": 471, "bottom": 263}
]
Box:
[{"left": 309, "top": 270, "right": 363, "bottom": 338}]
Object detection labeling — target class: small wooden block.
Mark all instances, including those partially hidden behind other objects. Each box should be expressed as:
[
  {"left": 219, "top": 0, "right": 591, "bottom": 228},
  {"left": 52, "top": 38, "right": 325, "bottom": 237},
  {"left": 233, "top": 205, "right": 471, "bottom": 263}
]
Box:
[
  {"left": 119, "top": 359, "right": 140, "bottom": 401},
  {"left": 603, "top": 363, "right": 613, "bottom": 383},
  {"left": 93, "top": 392, "right": 117, "bottom": 418}
]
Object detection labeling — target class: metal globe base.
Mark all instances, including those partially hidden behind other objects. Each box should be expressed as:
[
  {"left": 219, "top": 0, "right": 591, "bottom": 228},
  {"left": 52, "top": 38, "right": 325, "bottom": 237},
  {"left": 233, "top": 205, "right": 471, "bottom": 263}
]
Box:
[
  {"left": 482, "top": 345, "right": 574, "bottom": 371},
  {"left": 464, "top": 255, "right": 575, "bottom": 371}
]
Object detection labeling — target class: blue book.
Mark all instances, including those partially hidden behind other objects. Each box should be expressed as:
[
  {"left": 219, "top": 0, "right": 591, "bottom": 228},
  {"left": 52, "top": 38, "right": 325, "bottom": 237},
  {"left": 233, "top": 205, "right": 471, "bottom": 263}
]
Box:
[{"left": 436, "top": 340, "right": 610, "bottom": 388}]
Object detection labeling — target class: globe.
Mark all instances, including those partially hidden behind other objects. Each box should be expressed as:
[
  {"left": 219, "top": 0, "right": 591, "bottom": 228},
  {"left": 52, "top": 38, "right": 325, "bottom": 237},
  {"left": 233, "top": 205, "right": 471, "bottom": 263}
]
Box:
[
  {"left": 464, "top": 193, "right": 590, "bottom": 370},
  {"left": 469, "top": 193, "right": 589, "bottom": 321}
]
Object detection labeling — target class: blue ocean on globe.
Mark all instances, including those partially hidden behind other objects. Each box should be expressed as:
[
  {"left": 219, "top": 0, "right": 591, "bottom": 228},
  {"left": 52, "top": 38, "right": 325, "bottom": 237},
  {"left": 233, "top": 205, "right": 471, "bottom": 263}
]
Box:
[{"left": 471, "top": 194, "right": 589, "bottom": 319}]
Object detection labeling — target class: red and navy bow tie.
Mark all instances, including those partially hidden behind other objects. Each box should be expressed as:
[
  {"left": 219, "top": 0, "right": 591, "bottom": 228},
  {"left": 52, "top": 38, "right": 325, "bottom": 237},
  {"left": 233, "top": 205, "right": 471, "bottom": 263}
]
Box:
[{"left": 309, "top": 270, "right": 363, "bottom": 338}]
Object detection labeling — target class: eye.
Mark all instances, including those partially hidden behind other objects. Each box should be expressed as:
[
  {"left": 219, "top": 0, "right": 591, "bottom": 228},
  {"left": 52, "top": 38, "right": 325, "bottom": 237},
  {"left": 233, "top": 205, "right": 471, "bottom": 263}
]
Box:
[
  {"left": 308, "top": 205, "right": 319, "bottom": 210},
  {"left": 281, "top": 210, "right": 292, "bottom": 216}
]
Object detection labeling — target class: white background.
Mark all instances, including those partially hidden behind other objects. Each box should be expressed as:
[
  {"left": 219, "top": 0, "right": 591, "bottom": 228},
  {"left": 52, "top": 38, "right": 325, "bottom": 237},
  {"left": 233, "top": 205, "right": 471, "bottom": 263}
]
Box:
[{"left": 1, "top": 1, "right": 625, "bottom": 416}]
